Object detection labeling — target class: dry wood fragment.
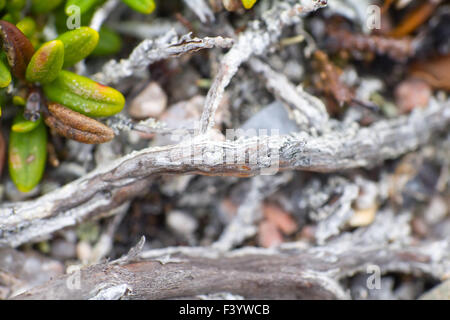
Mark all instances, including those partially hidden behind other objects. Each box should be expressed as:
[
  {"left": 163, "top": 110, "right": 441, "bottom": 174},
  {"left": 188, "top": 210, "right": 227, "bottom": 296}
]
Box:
[{"left": 326, "top": 27, "right": 415, "bottom": 61}]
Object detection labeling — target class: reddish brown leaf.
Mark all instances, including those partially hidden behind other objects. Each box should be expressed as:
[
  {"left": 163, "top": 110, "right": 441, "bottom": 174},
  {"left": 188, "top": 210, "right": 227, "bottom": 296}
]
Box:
[
  {"left": 0, "top": 20, "right": 35, "bottom": 79},
  {"left": 389, "top": 0, "right": 442, "bottom": 38},
  {"left": 410, "top": 54, "right": 450, "bottom": 91},
  {"left": 312, "top": 50, "right": 355, "bottom": 108},
  {"left": 44, "top": 103, "right": 115, "bottom": 144}
]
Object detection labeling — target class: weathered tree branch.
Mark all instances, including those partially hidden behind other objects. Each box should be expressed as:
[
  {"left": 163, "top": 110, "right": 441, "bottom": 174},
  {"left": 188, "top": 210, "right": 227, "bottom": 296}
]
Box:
[
  {"left": 13, "top": 239, "right": 448, "bottom": 300},
  {"left": 0, "top": 101, "right": 448, "bottom": 248},
  {"left": 10, "top": 209, "right": 450, "bottom": 300}
]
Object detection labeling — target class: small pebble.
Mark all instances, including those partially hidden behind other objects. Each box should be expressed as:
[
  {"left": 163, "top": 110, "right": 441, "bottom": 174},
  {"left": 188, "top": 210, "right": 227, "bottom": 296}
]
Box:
[
  {"left": 348, "top": 204, "right": 378, "bottom": 227},
  {"left": 166, "top": 210, "right": 198, "bottom": 236},
  {"left": 395, "top": 79, "right": 431, "bottom": 113},
  {"left": 129, "top": 82, "right": 167, "bottom": 119},
  {"left": 424, "top": 196, "right": 448, "bottom": 225},
  {"left": 76, "top": 241, "right": 92, "bottom": 263},
  {"left": 258, "top": 220, "right": 283, "bottom": 248}
]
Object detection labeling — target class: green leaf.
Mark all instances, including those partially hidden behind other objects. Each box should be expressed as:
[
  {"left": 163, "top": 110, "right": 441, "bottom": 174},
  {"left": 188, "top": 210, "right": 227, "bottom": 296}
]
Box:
[
  {"left": 92, "top": 27, "right": 122, "bottom": 57},
  {"left": 26, "top": 40, "right": 65, "bottom": 84},
  {"left": 0, "top": 0, "right": 5, "bottom": 11},
  {"left": 31, "top": 0, "right": 64, "bottom": 14},
  {"left": 9, "top": 117, "right": 47, "bottom": 193},
  {"left": 16, "top": 17, "right": 37, "bottom": 39},
  {"left": 12, "top": 95, "right": 26, "bottom": 106},
  {"left": 6, "top": 0, "right": 26, "bottom": 11},
  {"left": 0, "top": 59, "right": 11, "bottom": 88},
  {"left": 56, "top": 26, "right": 99, "bottom": 67},
  {"left": 12, "top": 112, "right": 42, "bottom": 133},
  {"left": 121, "top": 0, "right": 156, "bottom": 14},
  {"left": 1, "top": 13, "right": 17, "bottom": 24},
  {"left": 43, "top": 70, "right": 125, "bottom": 117}
]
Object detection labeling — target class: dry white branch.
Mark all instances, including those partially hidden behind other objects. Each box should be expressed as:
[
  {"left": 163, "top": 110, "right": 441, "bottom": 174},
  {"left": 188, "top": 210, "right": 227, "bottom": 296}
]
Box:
[
  {"left": 183, "top": 0, "right": 215, "bottom": 23},
  {"left": 90, "top": 0, "right": 119, "bottom": 31},
  {"left": 249, "top": 58, "right": 329, "bottom": 131},
  {"left": 92, "top": 32, "right": 234, "bottom": 84},
  {"left": 313, "top": 177, "right": 359, "bottom": 244},
  {"left": 0, "top": 100, "right": 448, "bottom": 248},
  {"left": 106, "top": 115, "right": 171, "bottom": 135},
  {"left": 199, "top": 0, "right": 328, "bottom": 133}
]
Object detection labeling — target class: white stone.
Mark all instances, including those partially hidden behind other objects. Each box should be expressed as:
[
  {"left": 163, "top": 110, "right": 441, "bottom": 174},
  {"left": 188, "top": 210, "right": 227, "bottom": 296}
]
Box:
[
  {"left": 166, "top": 210, "right": 198, "bottom": 235},
  {"left": 129, "top": 82, "right": 167, "bottom": 119}
]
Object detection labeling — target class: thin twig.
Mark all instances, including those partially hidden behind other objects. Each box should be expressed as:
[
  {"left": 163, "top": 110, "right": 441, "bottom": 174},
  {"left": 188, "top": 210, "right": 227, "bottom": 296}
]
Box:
[
  {"left": 249, "top": 58, "right": 329, "bottom": 131},
  {"left": 92, "top": 32, "right": 234, "bottom": 84},
  {"left": 90, "top": 0, "right": 119, "bottom": 31},
  {"left": 183, "top": 0, "right": 215, "bottom": 23}
]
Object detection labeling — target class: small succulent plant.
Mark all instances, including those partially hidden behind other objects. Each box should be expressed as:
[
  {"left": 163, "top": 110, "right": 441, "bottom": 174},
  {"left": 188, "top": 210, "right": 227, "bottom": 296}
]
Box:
[{"left": 0, "top": 0, "right": 156, "bottom": 192}]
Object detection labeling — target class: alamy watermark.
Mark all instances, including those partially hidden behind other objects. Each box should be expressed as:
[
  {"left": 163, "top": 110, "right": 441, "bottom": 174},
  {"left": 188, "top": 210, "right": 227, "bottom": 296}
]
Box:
[
  {"left": 66, "top": 5, "right": 81, "bottom": 30},
  {"left": 66, "top": 265, "right": 81, "bottom": 291},
  {"left": 366, "top": 264, "right": 381, "bottom": 290},
  {"left": 367, "top": 5, "right": 382, "bottom": 30}
]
